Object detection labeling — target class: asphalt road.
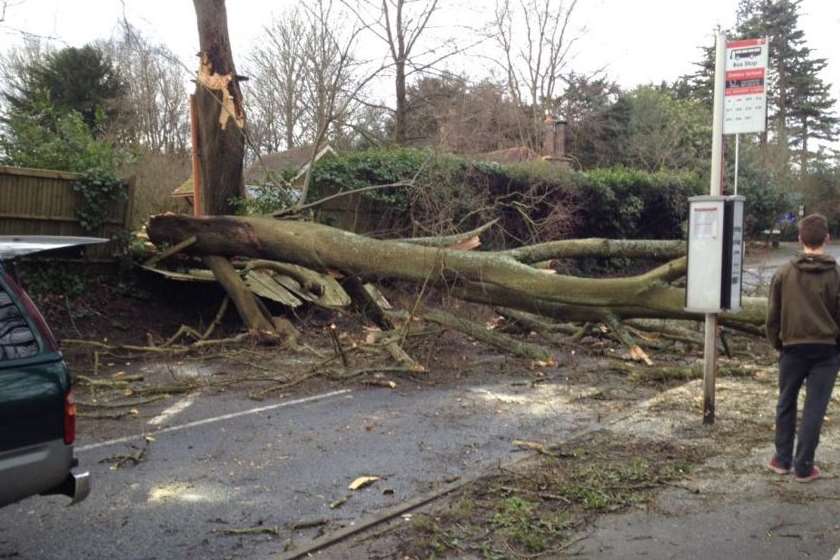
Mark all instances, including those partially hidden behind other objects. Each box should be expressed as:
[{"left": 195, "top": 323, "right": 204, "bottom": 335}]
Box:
[
  {"left": 743, "top": 242, "right": 840, "bottom": 292},
  {"left": 0, "top": 375, "right": 598, "bottom": 559}
]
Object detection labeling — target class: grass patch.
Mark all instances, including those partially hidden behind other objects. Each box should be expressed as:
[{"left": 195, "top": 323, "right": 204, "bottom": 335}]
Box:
[{"left": 395, "top": 432, "right": 703, "bottom": 559}]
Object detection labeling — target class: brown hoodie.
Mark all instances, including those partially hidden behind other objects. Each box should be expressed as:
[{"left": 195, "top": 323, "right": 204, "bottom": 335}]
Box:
[{"left": 766, "top": 253, "right": 840, "bottom": 350}]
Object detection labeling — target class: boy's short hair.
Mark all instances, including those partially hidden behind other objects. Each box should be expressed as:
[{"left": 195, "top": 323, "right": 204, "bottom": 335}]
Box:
[{"left": 799, "top": 213, "right": 829, "bottom": 248}]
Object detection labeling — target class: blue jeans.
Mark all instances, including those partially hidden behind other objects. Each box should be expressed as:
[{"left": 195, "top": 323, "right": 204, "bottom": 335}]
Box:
[{"left": 775, "top": 346, "right": 839, "bottom": 477}]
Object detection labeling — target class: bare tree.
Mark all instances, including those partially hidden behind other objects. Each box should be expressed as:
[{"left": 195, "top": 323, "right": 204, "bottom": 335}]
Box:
[
  {"left": 343, "top": 0, "right": 471, "bottom": 145},
  {"left": 294, "top": 0, "right": 384, "bottom": 204},
  {"left": 492, "top": 0, "right": 580, "bottom": 146},
  {"left": 103, "top": 23, "right": 190, "bottom": 154},
  {"left": 243, "top": 9, "right": 307, "bottom": 154}
]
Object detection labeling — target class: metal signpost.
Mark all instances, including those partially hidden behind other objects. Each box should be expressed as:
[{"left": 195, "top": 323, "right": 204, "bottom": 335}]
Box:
[{"left": 689, "top": 30, "right": 767, "bottom": 425}]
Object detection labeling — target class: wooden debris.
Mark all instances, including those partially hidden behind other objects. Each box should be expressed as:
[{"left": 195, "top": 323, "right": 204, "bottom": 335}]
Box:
[
  {"left": 78, "top": 409, "right": 139, "bottom": 420},
  {"left": 99, "top": 439, "right": 151, "bottom": 469},
  {"left": 329, "top": 495, "right": 350, "bottom": 509},
  {"left": 342, "top": 276, "right": 394, "bottom": 330},
  {"left": 76, "top": 395, "right": 168, "bottom": 409},
  {"left": 217, "top": 526, "right": 282, "bottom": 538},
  {"left": 512, "top": 440, "right": 575, "bottom": 459},
  {"left": 291, "top": 518, "right": 328, "bottom": 531},
  {"left": 390, "top": 309, "right": 555, "bottom": 364},
  {"left": 328, "top": 324, "right": 349, "bottom": 368},
  {"left": 205, "top": 256, "right": 277, "bottom": 335},
  {"left": 348, "top": 476, "right": 380, "bottom": 491}
]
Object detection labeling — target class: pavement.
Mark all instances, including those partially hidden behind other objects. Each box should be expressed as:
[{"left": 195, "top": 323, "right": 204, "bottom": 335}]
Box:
[
  {"left": 559, "top": 245, "right": 840, "bottom": 560},
  {"left": 571, "top": 378, "right": 840, "bottom": 560},
  {"left": 0, "top": 371, "right": 602, "bottom": 560}
]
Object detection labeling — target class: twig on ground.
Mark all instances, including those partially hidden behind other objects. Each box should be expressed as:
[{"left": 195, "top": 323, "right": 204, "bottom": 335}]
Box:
[
  {"left": 328, "top": 324, "right": 350, "bottom": 368},
  {"left": 216, "top": 526, "right": 282, "bottom": 538},
  {"left": 202, "top": 296, "right": 230, "bottom": 340},
  {"left": 76, "top": 395, "right": 168, "bottom": 409},
  {"left": 78, "top": 409, "right": 138, "bottom": 420}
]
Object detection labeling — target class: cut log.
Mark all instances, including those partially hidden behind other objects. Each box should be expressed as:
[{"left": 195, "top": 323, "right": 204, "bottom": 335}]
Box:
[{"left": 148, "top": 215, "right": 766, "bottom": 328}]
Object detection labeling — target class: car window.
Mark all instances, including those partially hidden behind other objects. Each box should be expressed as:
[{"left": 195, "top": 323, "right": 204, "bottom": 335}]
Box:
[{"left": 0, "top": 288, "right": 38, "bottom": 360}]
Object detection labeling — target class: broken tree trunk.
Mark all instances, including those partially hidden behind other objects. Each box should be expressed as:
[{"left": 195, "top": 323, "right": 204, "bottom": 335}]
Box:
[
  {"left": 193, "top": 0, "right": 246, "bottom": 215},
  {"left": 147, "top": 215, "right": 766, "bottom": 328},
  {"left": 204, "top": 256, "right": 275, "bottom": 334}
]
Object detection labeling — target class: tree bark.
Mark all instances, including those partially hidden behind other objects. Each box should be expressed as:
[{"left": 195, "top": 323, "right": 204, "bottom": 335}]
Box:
[
  {"left": 148, "top": 215, "right": 766, "bottom": 327},
  {"left": 394, "top": 58, "right": 407, "bottom": 144},
  {"left": 204, "top": 256, "right": 275, "bottom": 333},
  {"left": 193, "top": 0, "right": 245, "bottom": 215}
]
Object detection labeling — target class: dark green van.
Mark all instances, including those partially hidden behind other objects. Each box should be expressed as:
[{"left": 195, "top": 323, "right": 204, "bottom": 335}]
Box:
[{"left": 0, "top": 237, "right": 99, "bottom": 507}]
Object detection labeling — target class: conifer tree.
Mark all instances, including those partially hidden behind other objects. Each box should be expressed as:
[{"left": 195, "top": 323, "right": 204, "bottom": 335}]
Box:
[{"left": 736, "top": 0, "right": 837, "bottom": 163}]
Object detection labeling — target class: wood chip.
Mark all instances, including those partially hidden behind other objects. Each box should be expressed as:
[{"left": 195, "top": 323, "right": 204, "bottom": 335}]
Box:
[{"left": 348, "top": 476, "right": 380, "bottom": 491}]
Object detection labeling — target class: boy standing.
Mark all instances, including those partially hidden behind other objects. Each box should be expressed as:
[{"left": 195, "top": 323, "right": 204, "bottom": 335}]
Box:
[{"left": 766, "top": 213, "right": 840, "bottom": 482}]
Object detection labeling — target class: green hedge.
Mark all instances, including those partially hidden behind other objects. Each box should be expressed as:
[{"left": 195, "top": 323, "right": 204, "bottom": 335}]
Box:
[{"left": 292, "top": 148, "right": 704, "bottom": 242}]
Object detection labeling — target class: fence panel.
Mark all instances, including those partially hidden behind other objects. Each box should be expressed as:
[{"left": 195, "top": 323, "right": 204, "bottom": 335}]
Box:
[{"left": 0, "top": 166, "right": 133, "bottom": 260}]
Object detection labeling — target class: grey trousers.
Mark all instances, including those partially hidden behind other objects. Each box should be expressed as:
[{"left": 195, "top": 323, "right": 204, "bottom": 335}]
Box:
[{"left": 775, "top": 347, "right": 839, "bottom": 477}]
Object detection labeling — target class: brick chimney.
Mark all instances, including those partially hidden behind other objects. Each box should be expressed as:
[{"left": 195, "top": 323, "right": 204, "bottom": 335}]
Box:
[{"left": 542, "top": 114, "right": 567, "bottom": 162}]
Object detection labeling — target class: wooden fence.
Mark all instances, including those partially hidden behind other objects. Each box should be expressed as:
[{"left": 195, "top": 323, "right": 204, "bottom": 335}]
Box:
[{"left": 0, "top": 165, "right": 134, "bottom": 260}]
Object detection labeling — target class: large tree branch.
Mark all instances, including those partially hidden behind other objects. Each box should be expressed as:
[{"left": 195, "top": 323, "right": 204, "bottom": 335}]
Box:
[{"left": 148, "top": 215, "right": 763, "bottom": 328}]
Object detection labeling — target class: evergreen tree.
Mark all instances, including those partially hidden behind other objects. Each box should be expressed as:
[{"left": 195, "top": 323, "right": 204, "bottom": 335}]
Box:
[
  {"left": 735, "top": 0, "right": 837, "bottom": 165},
  {"left": 676, "top": 44, "right": 715, "bottom": 108},
  {"left": 3, "top": 45, "right": 124, "bottom": 136},
  {"left": 683, "top": 1, "right": 838, "bottom": 170},
  {"left": 787, "top": 52, "right": 839, "bottom": 172},
  {"left": 558, "top": 73, "right": 628, "bottom": 168}
]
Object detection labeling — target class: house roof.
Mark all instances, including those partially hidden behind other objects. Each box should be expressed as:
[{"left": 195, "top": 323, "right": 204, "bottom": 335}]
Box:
[
  {"left": 245, "top": 144, "right": 336, "bottom": 185},
  {"left": 172, "top": 176, "right": 194, "bottom": 198}
]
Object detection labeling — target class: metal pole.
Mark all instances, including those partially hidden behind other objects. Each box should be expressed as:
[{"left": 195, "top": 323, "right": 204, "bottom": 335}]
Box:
[
  {"left": 734, "top": 134, "right": 740, "bottom": 196},
  {"left": 710, "top": 29, "right": 726, "bottom": 197},
  {"left": 704, "top": 28, "right": 727, "bottom": 426}
]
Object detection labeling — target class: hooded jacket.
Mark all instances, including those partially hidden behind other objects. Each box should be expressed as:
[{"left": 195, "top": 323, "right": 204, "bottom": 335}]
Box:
[{"left": 766, "top": 253, "right": 840, "bottom": 350}]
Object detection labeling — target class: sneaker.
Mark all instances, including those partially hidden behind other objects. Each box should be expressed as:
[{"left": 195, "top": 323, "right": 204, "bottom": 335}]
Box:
[
  {"left": 794, "top": 466, "right": 821, "bottom": 483},
  {"left": 768, "top": 457, "right": 791, "bottom": 475}
]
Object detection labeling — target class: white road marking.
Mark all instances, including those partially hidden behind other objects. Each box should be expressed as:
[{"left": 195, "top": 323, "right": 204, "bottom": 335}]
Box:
[
  {"left": 76, "top": 389, "right": 352, "bottom": 453},
  {"left": 147, "top": 395, "right": 196, "bottom": 426},
  {"left": 832, "top": 548, "right": 840, "bottom": 560}
]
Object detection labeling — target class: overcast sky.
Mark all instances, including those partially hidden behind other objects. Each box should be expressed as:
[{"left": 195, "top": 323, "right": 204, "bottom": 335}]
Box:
[{"left": 0, "top": 0, "right": 837, "bottom": 120}]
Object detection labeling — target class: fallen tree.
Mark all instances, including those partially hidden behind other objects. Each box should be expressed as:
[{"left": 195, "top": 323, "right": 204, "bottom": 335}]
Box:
[{"left": 147, "top": 214, "right": 766, "bottom": 332}]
